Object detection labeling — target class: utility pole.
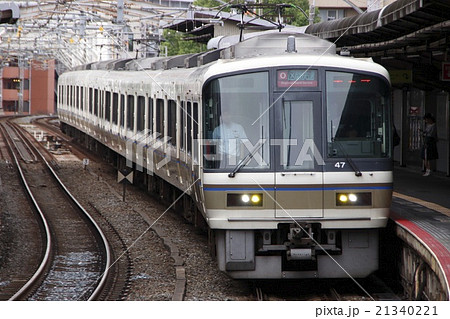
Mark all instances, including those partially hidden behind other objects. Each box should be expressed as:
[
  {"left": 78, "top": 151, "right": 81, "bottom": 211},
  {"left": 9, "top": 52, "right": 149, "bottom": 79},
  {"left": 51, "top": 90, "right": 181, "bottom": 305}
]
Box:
[
  {"left": 117, "top": 0, "right": 124, "bottom": 24},
  {"left": 309, "top": 0, "right": 315, "bottom": 25},
  {"left": 19, "top": 55, "right": 24, "bottom": 114}
]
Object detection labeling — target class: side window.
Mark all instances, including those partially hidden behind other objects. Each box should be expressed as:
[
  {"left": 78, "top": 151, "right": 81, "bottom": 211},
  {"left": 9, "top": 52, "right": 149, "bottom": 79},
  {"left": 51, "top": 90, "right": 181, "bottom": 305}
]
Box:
[
  {"left": 327, "top": 10, "right": 337, "bottom": 21},
  {"left": 69, "top": 86, "right": 73, "bottom": 109},
  {"left": 94, "top": 89, "right": 99, "bottom": 116},
  {"left": 127, "top": 94, "right": 135, "bottom": 130},
  {"left": 156, "top": 98, "right": 164, "bottom": 138},
  {"left": 66, "top": 85, "right": 70, "bottom": 108},
  {"left": 187, "top": 102, "right": 192, "bottom": 153},
  {"left": 168, "top": 100, "right": 177, "bottom": 146},
  {"left": 105, "top": 91, "right": 111, "bottom": 121},
  {"left": 112, "top": 93, "right": 119, "bottom": 124},
  {"left": 137, "top": 96, "right": 145, "bottom": 131},
  {"left": 180, "top": 101, "right": 185, "bottom": 150},
  {"left": 147, "top": 97, "right": 153, "bottom": 133},
  {"left": 193, "top": 102, "right": 199, "bottom": 163},
  {"left": 193, "top": 102, "right": 198, "bottom": 145},
  {"left": 76, "top": 86, "right": 79, "bottom": 109},
  {"left": 100, "top": 90, "right": 104, "bottom": 119},
  {"left": 89, "top": 88, "right": 93, "bottom": 114},
  {"left": 80, "top": 87, "right": 84, "bottom": 112},
  {"left": 120, "top": 94, "right": 125, "bottom": 127}
]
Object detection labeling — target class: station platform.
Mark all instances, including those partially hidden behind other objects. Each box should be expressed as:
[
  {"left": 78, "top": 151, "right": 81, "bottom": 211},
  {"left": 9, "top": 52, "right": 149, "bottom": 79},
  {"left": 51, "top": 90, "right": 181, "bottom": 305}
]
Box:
[{"left": 390, "top": 165, "right": 450, "bottom": 300}]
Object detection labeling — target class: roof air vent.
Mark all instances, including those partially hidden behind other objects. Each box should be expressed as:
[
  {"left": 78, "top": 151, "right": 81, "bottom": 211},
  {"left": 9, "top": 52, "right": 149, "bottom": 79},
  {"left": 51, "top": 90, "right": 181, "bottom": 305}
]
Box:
[{"left": 286, "top": 36, "right": 297, "bottom": 53}]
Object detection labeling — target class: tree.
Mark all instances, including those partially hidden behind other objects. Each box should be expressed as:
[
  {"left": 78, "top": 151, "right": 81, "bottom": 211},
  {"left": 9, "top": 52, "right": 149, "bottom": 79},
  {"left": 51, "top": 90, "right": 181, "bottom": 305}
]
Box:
[
  {"left": 159, "top": 29, "right": 207, "bottom": 56},
  {"left": 193, "top": 0, "right": 224, "bottom": 8},
  {"left": 261, "top": 0, "right": 321, "bottom": 26},
  {"left": 195, "top": 0, "right": 320, "bottom": 26},
  {"left": 193, "top": 0, "right": 231, "bottom": 12}
]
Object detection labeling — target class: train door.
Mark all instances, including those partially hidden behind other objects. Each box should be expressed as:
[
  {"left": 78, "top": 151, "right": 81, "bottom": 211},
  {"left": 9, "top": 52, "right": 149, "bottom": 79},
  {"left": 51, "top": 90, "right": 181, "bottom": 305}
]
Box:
[{"left": 273, "top": 92, "right": 324, "bottom": 218}]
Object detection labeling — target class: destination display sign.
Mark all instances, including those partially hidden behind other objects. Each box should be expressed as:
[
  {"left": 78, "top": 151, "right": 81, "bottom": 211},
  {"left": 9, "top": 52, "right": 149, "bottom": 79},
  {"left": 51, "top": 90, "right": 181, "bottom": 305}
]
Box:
[{"left": 277, "top": 70, "right": 318, "bottom": 88}]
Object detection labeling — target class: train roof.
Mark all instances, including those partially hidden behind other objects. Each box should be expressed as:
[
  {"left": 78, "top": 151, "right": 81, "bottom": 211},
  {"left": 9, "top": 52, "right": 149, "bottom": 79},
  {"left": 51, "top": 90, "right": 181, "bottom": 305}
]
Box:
[
  {"left": 75, "top": 30, "right": 337, "bottom": 72},
  {"left": 67, "top": 30, "right": 389, "bottom": 84}
]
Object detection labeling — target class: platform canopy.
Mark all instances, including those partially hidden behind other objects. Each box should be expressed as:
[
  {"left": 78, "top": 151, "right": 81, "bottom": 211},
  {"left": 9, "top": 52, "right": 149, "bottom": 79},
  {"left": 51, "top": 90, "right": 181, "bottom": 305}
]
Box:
[
  {"left": 1, "top": 0, "right": 449, "bottom": 91},
  {"left": 0, "top": 2, "right": 20, "bottom": 24},
  {"left": 0, "top": 0, "right": 198, "bottom": 71},
  {"left": 305, "top": 0, "right": 450, "bottom": 91}
]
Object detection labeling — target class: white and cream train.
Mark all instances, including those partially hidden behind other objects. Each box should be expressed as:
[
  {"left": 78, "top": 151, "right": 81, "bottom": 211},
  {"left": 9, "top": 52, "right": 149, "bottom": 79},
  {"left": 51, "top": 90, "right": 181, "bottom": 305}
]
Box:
[{"left": 58, "top": 30, "right": 393, "bottom": 279}]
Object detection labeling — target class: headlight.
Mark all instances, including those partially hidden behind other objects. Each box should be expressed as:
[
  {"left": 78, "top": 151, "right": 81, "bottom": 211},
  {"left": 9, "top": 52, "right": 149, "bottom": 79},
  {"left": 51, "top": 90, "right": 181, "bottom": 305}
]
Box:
[
  {"left": 336, "top": 192, "right": 372, "bottom": 206},
  {"left": 338, "top": 194, "right": 348, "bottom": 203},
  {"left": 251, "top": 194, "right": 261, "bottom": 204},
  {"left": 348, "top": 194, "right": 358, "bottom": 202},
  {"left": 227, "top": 193, "right": 263, "bottom": 207}
]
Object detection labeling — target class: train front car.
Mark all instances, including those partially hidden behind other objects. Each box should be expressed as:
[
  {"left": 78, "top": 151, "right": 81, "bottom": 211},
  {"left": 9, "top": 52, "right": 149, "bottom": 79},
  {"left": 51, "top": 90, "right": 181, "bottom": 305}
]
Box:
[{"left": 200, "top": 33, "right": 393, "bottom": 279}]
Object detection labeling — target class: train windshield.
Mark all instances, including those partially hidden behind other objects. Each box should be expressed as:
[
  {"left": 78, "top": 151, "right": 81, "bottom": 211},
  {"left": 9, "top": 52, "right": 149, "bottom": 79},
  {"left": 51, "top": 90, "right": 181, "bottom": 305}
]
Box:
[
  {"left": 203, "top": 72, "right": 270, "bottom": 170},
  {"left": 326, "top": 71, "right": 391, "bottom": 158}
]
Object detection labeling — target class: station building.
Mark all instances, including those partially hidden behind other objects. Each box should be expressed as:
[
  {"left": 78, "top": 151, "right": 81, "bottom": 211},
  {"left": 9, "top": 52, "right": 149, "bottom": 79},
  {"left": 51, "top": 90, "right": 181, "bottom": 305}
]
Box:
[{"left": 0, "top": 59, "right": 55, "bottom": 116}]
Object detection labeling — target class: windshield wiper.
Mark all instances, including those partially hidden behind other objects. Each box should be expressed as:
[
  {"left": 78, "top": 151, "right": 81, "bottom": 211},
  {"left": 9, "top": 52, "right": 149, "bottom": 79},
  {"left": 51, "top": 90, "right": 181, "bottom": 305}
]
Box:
[
  {"left": 332, "top": 138, "right": 362, "bottom": 177},
  {"left": 228, "top": 141, "right": 265, "bottom": 178}
]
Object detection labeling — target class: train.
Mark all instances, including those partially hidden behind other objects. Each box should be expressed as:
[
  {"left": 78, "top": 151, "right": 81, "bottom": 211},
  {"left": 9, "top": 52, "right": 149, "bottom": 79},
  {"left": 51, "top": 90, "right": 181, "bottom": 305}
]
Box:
[{"left": 57, "top": 29, "right": 393, "bottom": 279}]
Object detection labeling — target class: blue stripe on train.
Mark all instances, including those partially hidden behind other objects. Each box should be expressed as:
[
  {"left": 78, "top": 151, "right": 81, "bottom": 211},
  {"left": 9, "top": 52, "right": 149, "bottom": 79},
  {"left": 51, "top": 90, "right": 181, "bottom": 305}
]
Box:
[{"left": 203, "top": 186, "right": 392, "bottom": 191}]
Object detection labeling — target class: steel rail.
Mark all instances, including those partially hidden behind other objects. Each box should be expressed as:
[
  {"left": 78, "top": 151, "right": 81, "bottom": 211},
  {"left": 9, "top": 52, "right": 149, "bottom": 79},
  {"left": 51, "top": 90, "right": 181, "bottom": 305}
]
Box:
[
  {"left": 2, "top": 122, "right": 37, "bottom": 162},
  {"left": 0, "top": 122, "right": 53, "bottom": 301},
  {"left": 4, "top": 121, "right": 111, "bottom": 300},
  {"left": 15, "top": 121, "right": 113, "bottom": 300}
]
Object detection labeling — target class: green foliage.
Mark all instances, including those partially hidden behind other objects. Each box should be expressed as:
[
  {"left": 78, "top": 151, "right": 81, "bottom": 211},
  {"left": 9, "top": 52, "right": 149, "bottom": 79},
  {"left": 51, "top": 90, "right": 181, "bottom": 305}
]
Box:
[
  {"left": 160, "top": 29, "right": 207, "bottom": 56},
  {"left": 193, "top": 0, "right": 231, "bottom": 12},
  {"left": 194, "top": 0, "right": 321, "bottom": 26},
  {"left": 193, "top": 0, "right": 224, "bottom": 8},
  {"left": 261, "top": 0, "right": 321, "bottom": 26}
]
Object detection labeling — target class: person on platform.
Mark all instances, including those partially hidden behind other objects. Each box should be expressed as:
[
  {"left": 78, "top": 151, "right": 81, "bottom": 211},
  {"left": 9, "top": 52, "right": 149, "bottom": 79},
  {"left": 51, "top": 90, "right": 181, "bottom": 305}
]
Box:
[{"left": 420, "top": 113, "right": 438, "bottom": 176}]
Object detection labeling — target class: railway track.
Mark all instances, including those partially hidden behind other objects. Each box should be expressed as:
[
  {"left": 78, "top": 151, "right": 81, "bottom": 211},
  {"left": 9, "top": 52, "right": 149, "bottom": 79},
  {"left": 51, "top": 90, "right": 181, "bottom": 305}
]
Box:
[
  {"left": 0, "top": 126, "right": 42, "bottom": 300},
  {"left": 32, "top": 117, "right": 100, "bottom": 163},
  {"left": 255, "top": 286, "right": 264, "bottom": 301},
  {"left": 0, "top": 120, "right": 112, "bottom": 300},
  {"left": 249, "top": 275, "right": 402, "bottom": 301},
  {"left": 17, "top": 117, "right": 141, "bottom": 301}
]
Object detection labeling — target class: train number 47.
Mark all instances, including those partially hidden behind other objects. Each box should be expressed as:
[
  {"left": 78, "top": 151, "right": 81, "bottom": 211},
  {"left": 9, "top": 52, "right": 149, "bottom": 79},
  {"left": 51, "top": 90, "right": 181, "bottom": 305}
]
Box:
[{"left": 334, "top": 161, "right": 346, "bottom": 168}]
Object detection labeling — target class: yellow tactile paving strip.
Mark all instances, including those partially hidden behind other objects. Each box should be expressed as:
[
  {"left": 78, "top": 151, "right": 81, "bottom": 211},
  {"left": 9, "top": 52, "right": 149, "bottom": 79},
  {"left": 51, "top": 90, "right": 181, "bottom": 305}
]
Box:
[{"left": 393, "top": 192, "right": 450, "bottom": 217}]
